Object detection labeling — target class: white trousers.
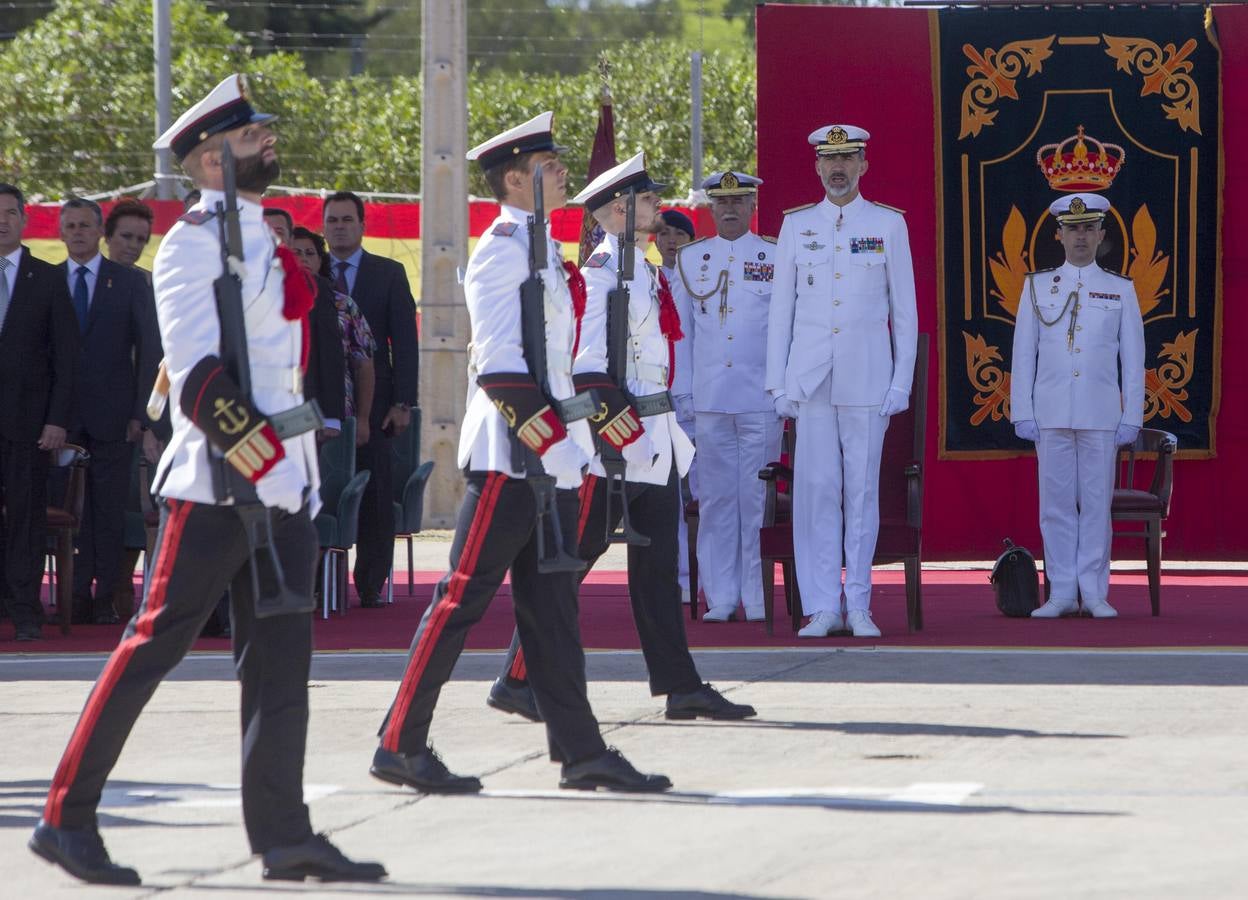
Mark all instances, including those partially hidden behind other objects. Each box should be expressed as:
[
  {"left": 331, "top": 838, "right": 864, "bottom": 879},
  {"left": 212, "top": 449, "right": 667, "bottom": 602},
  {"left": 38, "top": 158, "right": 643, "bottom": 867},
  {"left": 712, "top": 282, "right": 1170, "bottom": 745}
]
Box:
[
  {"left": 793, "top": 386, "right": 890, "bottom": 615},
  {"left": 676, "top": 415, "right": 697, "bottom": 592},
  {"left": 1037, "top": 428, "right": 1117, "bottom": 604},
  {"left": 694, "top": 411, "right": 784, "bottom": 614}
]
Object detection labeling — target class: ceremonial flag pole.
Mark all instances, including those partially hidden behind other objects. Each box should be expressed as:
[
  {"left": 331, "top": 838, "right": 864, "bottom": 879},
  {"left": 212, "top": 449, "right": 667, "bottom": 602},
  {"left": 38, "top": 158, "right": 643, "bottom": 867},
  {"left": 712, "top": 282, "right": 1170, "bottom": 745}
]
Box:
[{"left": 577, "top": 53, "right": 618, "bottom": 265}]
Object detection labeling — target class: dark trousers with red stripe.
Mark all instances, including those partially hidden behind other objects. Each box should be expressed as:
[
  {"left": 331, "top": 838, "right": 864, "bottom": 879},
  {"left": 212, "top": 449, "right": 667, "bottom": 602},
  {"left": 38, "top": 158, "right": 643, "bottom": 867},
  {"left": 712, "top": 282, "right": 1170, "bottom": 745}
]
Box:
[
  {"left": 378, "top": 472, "right": 606, "bottom": 764},
  {"left": 501, "top": 463, "right": 703, "bottom": 697},
  {"left": 43, "top": 500, "right": 318, "bottom": 854}
]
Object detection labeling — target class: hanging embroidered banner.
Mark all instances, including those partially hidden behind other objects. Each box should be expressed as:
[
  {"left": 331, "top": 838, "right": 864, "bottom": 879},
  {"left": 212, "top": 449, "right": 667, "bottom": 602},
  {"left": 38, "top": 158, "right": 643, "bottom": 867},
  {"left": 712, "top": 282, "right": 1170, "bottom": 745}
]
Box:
[{"left": 935, "top": 6, "right": 1223, "bottom": 458}]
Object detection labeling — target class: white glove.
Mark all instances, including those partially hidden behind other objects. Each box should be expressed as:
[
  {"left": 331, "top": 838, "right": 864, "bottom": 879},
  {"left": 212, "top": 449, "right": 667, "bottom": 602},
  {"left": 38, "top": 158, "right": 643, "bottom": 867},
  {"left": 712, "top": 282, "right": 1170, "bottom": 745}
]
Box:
[
  {"left": 540, "top": 437, "right": 591, "bottom": 481},
  {"left": 673, "top": 393, "right": 695, "bottom": 423},
  {"left": 1013, "top": 420, "right": 1040, "bottom": 443},
  {"left": 254, "top": 457, "right": 306, "bottom": 514},
  {"left": 879, "top": 387, "right": 909, "bottom": 417},
  {"left": 621, "top": 432, "right": 655, "bottom": 467},
  {"left": 1115, "top": 424, "right": 1141, "bottom": 447},
  {"left": 773, "top": 393, "right": 799, "bottom": 420}
]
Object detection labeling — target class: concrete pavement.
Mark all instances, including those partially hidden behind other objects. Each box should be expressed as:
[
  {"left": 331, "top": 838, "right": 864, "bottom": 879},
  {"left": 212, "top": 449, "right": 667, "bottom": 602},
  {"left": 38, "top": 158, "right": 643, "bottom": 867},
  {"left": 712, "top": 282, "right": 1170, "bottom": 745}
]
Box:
[{"left": 2, "top": 647, "right": 1244, "bottom": 898}]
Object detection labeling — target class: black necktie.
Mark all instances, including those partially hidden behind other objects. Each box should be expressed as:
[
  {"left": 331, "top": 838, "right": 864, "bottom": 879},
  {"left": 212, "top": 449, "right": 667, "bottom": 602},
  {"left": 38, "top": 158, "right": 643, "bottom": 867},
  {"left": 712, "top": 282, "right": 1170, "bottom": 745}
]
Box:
[
  {"left": 73, "top": 265, "right": 90, "bottom": 330},
  {"left": 334, "top": 261, "right": 350, "bottom": 296}
]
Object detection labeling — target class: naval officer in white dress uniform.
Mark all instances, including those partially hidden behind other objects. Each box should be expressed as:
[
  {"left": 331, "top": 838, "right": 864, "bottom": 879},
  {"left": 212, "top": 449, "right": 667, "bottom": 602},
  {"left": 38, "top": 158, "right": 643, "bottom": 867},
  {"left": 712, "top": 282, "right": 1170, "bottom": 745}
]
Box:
[
  {"left": 1011, "top": 192, "right": 1146, "bottom": 619},
  {"left": 765, "top": 124, "right": 918, "bottom": 638},
  {"left": 671, "top": 171, "right": 782, "bottom": 622}
]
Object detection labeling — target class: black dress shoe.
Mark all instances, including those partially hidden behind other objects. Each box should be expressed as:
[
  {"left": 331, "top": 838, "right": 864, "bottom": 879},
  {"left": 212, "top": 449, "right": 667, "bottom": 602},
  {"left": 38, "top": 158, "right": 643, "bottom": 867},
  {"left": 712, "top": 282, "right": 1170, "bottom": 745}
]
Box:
[
  {"left": 370, "top": 746, "right": 482, "bottom": 793},
  {"left": 665, "top": 683, "right": 757, "bottom": 721},
  {"left": 15, "top": 623, "right": 42, "bottom": 642},
  {"left": 560, "top": 748, "right": 672, "bottom": 793},
  {"left": 93, "top": 610, "right": 120, "bottom": 625},
  {"left": 486, "top": 677, "right": 543, "bottom": 722},
  {"left": 29, "top": 819, "right": 140, "bottom": 886},
  {"left": 262, "top": 833, "right": 387, "bottom": 882},
  {"left": 359, "top": 594, "right": 383, "bottom": 609}
]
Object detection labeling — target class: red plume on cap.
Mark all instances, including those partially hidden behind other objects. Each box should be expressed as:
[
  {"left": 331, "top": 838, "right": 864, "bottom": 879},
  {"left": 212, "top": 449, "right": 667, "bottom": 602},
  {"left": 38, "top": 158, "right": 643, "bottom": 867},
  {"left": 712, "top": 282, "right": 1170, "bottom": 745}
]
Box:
[{"left": 275, "top": 245, "right": 316, "bottom": 369}]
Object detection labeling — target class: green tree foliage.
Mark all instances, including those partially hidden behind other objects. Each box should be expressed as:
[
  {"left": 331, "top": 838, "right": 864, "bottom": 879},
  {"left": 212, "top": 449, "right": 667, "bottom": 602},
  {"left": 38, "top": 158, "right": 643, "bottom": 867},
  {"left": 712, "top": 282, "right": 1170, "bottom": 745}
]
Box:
[{"left": 0, "top": 0, "right": 753, "bottom": 200}]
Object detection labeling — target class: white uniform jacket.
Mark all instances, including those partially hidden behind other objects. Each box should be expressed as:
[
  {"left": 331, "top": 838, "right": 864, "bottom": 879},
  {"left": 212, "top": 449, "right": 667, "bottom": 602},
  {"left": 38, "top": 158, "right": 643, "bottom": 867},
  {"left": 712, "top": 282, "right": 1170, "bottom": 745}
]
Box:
[
  {"left": 152, "top": 190, "right": 321, "bottom": 514},
  {"left": 670, "top": 232, "right": 775, "bottom": 414},
  {"left": 765, "top": 194, "right": 918, "bottom": 405},
  {"left": 579, "top": 233, "right": 695, "bottom": 485},
  {"left": 459, "top": 205, "right": 594, "bottom": 489},
  {"left": 1011, "top": 261, "right": 1146, "bottom": 431}
]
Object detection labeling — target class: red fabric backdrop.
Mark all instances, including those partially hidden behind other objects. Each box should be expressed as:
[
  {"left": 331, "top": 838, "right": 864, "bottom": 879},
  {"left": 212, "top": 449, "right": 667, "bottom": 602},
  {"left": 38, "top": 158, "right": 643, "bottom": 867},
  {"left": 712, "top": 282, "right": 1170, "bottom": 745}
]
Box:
[{"left": 757, "top": 3, "right": 1248, "bottom": 560}]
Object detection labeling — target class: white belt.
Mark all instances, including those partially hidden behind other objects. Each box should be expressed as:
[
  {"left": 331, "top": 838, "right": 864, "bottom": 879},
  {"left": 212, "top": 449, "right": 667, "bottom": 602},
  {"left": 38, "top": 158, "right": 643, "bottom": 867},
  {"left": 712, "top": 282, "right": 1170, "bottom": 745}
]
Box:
[
  {"left": 249, "top": 364, "right": 303, "bottom": 394},
  {"left": 628, "top": 360, "right": 669, "bottom": 385}
]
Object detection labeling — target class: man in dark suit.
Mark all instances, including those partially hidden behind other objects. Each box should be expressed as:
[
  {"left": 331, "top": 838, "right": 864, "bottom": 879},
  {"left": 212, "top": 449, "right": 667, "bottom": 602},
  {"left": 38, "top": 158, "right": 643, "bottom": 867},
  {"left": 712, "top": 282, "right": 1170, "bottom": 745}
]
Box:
[
  {"left": 323, "top": 191, "right": 419, "bottom": 606},
  {"left": 0, "top": 183, "right": 79, "bottom": 641},
  {"left": 58, "top": 198, "right": 161, "bottom": 624}
]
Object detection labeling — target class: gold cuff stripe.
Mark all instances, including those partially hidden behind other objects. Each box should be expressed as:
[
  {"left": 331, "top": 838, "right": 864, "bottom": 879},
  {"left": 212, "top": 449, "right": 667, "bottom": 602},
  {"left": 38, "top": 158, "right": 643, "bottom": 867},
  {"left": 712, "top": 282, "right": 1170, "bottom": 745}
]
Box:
[{"left": 225, "top": 423, "right": 280, "bottom": 480}]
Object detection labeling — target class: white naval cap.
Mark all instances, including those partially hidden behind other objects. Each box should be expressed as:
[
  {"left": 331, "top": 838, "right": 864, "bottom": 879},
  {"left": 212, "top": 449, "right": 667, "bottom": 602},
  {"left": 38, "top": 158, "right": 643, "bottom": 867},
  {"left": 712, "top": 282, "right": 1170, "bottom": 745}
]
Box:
[
  {"left": 466, "top": 111, "right": 567, "bottom": 169},
  {"left": 570, "top": 151, "right": 667, "bottom": 212},
  {"left": 807, "top": 124, "right": 870, "bottom": 156},
  {"left": 702, "top": 171, "right": 763, "bottom": 197},
  {"left": 1048, "top": 192, "right": 1111, "bottom": 224},
  {"left": 153, "top": 74, "right": 277, "bottom": 162}
]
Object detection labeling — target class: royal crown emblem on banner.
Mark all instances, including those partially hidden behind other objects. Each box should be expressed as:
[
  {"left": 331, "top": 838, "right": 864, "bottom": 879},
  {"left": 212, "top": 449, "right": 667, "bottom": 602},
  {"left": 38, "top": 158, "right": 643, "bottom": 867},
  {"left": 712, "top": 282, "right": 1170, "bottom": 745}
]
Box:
[{"left": 1036, "top": 125, "right": 1125, "bottom": 191}]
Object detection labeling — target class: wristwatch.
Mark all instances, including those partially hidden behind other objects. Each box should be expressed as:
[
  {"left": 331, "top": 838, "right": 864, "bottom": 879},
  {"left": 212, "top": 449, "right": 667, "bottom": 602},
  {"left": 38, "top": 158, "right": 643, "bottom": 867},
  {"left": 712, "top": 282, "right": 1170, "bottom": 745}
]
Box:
[{"left": 393, "top": 401, "right": 412, "bottom": 412}]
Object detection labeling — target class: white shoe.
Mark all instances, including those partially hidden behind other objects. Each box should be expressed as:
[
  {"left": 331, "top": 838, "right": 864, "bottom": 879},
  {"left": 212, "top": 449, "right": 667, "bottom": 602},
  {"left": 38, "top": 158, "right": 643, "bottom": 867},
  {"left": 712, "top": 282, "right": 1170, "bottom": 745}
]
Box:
[
  {"left": 847, "top": 609, "right": 882, "bottom": 638},
  {"left": 1031, "top": 597, "right": 1079, "bottom": 618},
  {"left": 1081, "top": 597, "right": 1118, "bottom": 618},
  {"left": 703, "top": 604, "right": 738, "bottom": 623},
  {"left": 798, "top": 610, "right": 844, "bottom": 637}
]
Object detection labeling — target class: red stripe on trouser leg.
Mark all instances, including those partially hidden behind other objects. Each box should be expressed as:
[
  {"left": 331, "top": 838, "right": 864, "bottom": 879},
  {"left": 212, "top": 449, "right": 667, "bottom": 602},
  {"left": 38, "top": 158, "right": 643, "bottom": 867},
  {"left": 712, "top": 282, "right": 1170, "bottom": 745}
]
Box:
[
  {"left": 508, "top": 652, "right": 527, "bottom": 681},
  {"left": 576, "top": 474, "right": 598, "bottom": 545},
  {"left": 381, "top": 472, "right": 507, "bottom": 752},
  {"left": 44, "top": 499, "right": 192, "bottom": 826}
]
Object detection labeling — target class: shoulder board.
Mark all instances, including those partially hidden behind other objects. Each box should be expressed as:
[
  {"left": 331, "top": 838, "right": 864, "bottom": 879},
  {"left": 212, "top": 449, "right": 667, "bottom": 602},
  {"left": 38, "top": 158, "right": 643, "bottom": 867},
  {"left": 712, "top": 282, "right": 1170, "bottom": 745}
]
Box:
[
  {"left": 178, "top": 209, "right": 216, "bottom": 226},
  {"left": 760, "top": 235, "right": 777, "bottom": 244},
  {"left": 585, "top": 251, "right": 611, "bottom": 269},
  {"left": 680, "top": 236, "right": 709, "bottom": 251},
  {"left": 783, "top": 203, "right": 817, "bottom": 216},
  {"left": 1100, "top": 267, "right": 1132, "bottom": 280},
  {"left": 491, "top": 221, "right": 519, "bottom": 237},
  {"left": 1031, "top": 266, "right": 1058, "bottom": 275},
  {"left": 871, "top": 201, "right": 907, "bottom": 215}
]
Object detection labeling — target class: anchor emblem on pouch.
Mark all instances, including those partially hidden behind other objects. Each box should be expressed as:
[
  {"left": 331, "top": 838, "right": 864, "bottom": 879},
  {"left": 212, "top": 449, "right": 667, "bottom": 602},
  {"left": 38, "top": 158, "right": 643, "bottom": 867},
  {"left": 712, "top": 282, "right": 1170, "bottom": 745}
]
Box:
[{"left": 214, "top": 398, "right": 250, "bottom": 435}]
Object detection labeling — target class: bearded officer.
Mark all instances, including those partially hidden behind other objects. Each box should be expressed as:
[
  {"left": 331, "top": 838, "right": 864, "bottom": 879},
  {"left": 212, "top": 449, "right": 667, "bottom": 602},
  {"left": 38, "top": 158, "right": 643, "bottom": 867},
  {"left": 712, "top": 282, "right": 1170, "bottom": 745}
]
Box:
[
  {"left": 372, "top": 115, "right": 670, "bottom": 794},
  {"left": 766, "top": 124, "right": 918, "bottom": 638},
  {"left": 488, "top": 153, "right": 756, "bottom": 722},
  {"left": 670, "top": 171, "right": 782, "bottom": 622},
  {"left": 31, "top": 75, "right": 386, "bottom": 886},
  {"left": 1011, "top": 193, "right": 1145, "bottom": 618}
]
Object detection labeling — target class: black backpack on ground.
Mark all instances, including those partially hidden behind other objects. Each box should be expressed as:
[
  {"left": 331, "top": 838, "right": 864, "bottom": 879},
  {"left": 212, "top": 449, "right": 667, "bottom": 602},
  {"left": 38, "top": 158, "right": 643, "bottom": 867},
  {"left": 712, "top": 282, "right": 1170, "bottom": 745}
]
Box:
[{"left": 990, "top": 539, "right": 1040, "bottom": 617}]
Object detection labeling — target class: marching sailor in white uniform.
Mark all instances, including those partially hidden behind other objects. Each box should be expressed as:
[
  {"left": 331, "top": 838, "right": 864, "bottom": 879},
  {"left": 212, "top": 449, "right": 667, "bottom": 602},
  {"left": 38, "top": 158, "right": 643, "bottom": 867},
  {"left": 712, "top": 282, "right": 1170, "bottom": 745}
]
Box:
[
  {"left": 765, "top": 124, "right": 918, "bottom": 638},
  {"left": 670, "top": 170, "right": 782, "bottom": 622},
  {"left": 1011, "top": 192, "right": 1146, "bottom": 618}
]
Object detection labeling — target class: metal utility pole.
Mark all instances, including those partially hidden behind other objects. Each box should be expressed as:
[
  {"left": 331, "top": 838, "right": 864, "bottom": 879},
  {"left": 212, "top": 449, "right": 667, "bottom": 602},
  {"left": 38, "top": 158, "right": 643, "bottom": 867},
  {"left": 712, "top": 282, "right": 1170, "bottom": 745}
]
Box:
[
  {"left": 690, "top": 51, "right": 704, "bottom": 194},
  {"left": 419, "top": 0, "right": 469, "bottom": 527},
  {"left": 152, "top": 0, "right": 174, "bottom": 199}
]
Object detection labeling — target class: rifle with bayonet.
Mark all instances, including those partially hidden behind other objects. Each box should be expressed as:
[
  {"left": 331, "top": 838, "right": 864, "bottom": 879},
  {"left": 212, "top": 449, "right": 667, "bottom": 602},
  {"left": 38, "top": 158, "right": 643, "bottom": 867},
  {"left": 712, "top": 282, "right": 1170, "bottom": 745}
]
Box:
[
  {"left": 600, "top": 190, "right": 650, "bottom": 546},
  {"left": 214, "top": 141, "right": 314, "bottom": 618},
  {"left": 519, "top": 162, "right": 592, "bottom": 574}
]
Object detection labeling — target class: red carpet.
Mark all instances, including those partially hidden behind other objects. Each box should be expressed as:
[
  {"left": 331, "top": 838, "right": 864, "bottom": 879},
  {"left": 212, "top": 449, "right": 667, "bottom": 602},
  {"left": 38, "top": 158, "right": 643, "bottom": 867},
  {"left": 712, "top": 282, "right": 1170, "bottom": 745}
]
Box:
[{"left": 5, "top": 569, "right": 1248, "bottom": 653}]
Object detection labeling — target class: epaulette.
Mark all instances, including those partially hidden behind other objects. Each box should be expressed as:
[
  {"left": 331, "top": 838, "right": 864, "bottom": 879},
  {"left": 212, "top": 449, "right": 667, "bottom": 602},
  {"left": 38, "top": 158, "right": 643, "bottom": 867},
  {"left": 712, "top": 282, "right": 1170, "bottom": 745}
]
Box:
[
  {"left": 678, "top": 236, "right": 709, "bottom": 254},
  {"left": 871, "top": 201, "right": 907, "bottom": 215},
  {"left": 1028, "top": 267, "right": 1058, "bottom": 278},
  {"left": 760, "top": 235, "right": 777, "bottom": 244},
  {"left": 585, "top": 251, "right": 611, "bottom": 269},
  {"left": 178, "top": 209, "right": 215, "bottom": 226},
  {"left": 1100, "top": 267, "right": 1132, "bottom": 280},
  {"left": 491, "top": 221, "right": 519, "bottom": 237},
  {"left": 783, "top": 203, "right": 817, "bottom": 215}
]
